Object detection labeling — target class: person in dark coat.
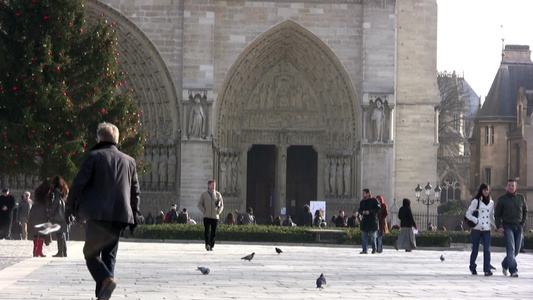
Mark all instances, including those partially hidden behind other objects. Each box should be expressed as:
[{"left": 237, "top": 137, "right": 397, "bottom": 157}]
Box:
[
  {"left": 300, "top": 205, "right": 313, "bottom": 227},
  {"left": 334, "top": 210, "right": 347, "bottom": 227},
  {"left": 50, "top": 175, "right": 69, "bottom": 257},
  {"left": 358, "top": 188, "right": 380, "bottom": 254},
  {"left": 65, "top": 122, "right": 141, "bottom": 300},
  {"left": 28, "top": 179, "right": 55, "bottom": 257},
  {"left": 0, "top": 188, "right": 16, "bottom": 239},
  {"left": 394, "top": 198, "right": 418, "bottom": 252},
  {"left": 376, "top": 195, "right": 389, "bottom": 253}
]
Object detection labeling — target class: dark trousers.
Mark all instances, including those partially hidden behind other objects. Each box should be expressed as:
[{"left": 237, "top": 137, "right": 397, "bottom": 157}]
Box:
[
  {"left": 203, "top": 218, "right": 218, "bottom": 248},
  {"left": 55, "top": 232, "right": 67, "bottom": 256},
  {"left": 84, "top": 220, "right": 125, "bottom": 297}
]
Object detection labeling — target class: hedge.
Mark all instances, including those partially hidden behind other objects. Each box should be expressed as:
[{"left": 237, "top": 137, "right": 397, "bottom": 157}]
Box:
[{"left": 124, "top": 224, "right": 533, "bottom": 248}]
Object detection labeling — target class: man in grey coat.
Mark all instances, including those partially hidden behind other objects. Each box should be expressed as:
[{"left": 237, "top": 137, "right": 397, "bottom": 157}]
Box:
[
  {"left": 197, "top": 179, "right": 224, "bottom": 251},
  {"left": 66, "top": 122, "right": 140, "bottom": 300}
]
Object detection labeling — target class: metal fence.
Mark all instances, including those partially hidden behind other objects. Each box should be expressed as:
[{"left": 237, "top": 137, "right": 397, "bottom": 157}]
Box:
[{"left": 412, "top": 212, "right": 533, "bottom": 232}]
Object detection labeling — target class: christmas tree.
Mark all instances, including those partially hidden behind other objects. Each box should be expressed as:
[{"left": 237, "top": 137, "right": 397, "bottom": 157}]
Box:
[{"left": 0, "top": 0, "right": 145, "bottom": 183}]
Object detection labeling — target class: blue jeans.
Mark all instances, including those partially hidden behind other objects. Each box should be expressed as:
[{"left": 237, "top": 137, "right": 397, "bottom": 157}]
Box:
[
  {"left": 469, "top": 230, "right": 491, "bottom": 272},
  {"left": 376, "top": 231, "right": 384, "bottom": 253},
  {"left": 362, "top": 230, "right": 377, "bottom": 253},
  {"left": 501, "top": 225, "right": 523, "bottom": 274}
]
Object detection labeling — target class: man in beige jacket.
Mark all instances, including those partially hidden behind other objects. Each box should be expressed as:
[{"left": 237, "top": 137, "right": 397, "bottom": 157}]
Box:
[{"left": 197, "top": 179, "right": 224, "bottom": 251}]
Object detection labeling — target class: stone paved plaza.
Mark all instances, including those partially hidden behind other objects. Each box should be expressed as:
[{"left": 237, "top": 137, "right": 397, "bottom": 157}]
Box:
[{"left": 0, "top": 239, "right": 531, "bottom": 299}]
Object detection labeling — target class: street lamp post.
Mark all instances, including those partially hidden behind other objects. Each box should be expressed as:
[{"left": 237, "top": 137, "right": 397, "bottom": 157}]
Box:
[{"left": 415, "top": 182, "right": 441, "bottom": 229}]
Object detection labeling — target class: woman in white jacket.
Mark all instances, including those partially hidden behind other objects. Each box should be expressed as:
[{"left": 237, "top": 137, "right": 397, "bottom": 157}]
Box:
[{"left": 466, "top": 183, "right": 496, "bottom": 276}]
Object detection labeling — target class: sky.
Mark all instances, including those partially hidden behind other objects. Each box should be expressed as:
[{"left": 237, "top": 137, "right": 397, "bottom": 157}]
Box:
[{"left": 437, "top": 0, "right": 533, "bottom": 102}]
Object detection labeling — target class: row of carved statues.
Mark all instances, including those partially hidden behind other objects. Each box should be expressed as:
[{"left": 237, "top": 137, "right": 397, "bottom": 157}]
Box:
[
  {"left": 324, "top": 156, "right": 351, "bottom": 198},
  {"left": 140, "top": 144, "right": 177, "bottom": 191},
  {"left": 219, "top": 153, "right": 240, "bottom": 196}
]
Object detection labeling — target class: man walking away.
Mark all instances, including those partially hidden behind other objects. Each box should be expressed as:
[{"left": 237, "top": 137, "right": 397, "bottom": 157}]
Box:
[{"left": 66, "top": 122, "right": 141, "bottom": 300}]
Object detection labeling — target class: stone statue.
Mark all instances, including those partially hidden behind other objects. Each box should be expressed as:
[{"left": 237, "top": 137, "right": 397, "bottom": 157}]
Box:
[
  {"left": 220, "top": 156, "right": 228, "bottom": 194},
  {"left": 324, "top": 158, "right": 331, "bottom": 196},
  {"left": 371, "top": 99, "right": 385, "bottom": 142},
  {"left": 231, "top": 156, "right": 238, "bottom": 195},
  {"left": 329, "top": 158, "right": 336, "bottom": 197},
  {"left": 167, "top": 147, "right": 176, "bottom": 190},
  {"left": 142, "top": 147, "right": 152, "bottom": 189},
  {"left": 343, "top": 158, "right": 351, "bottom": 197},
  {"left": 159, "top": 147, "right": 168, "bottom": 190},
  {"left": 189, "top": 96, "right": 205, "bottom": 138},
  {"left": 151, "top": 147, "right": 160, "bottom": 190},
  {"left": 336, "top": 160, "right": 343, "bottom": 197}
]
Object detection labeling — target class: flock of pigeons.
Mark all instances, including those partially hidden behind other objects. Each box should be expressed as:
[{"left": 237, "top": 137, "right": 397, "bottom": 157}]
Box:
[
  {"left": 196, "top": 247, "right": 328, "bottom": 289},
  {"left": 196, "top": 247, "right": 447, "bottom": 289}
]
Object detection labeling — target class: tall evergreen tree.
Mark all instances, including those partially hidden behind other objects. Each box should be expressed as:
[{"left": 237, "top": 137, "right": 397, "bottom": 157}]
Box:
[{"left": 0, "top": 0, "right": 145, "bottom": 183}]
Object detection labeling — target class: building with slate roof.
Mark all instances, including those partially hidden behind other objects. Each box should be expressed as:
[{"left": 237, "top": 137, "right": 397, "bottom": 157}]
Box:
[{"left": 470, "top": 44, "right": 533, "bottom": 205}]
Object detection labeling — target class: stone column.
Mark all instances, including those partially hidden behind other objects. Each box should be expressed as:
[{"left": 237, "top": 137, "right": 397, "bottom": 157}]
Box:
[{"left": 276, "top": 144, "right": 288, "bottom": 216}]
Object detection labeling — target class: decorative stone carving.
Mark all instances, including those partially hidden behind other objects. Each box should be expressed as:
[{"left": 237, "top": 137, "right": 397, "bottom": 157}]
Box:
[
  {"left": 150, "top": 147, "right": 160, "bottom": 190},
  {"left": 219, "top": 156, "right": 228, "bottom": 194},
  {"left": 167, "top": 146, "right": 177, "bottom": 190},
  {"left": 159, "top": 147, "right": 168, "bottom": 190},
  {"left": 329, "top": 158, "right": 336, "bottom": 197},
  {"left": 188, "top": 95, "right": 206, "bottom": 139},
  {"left": 231, "top": 155, "right": 239, "bottom": 195},
  {"left": 336, "top": 160, "right": 343, "bottom": 197},
  {"left": 324, "top": 158, "right": 331, "bottom": 196},
  {"left": 343, "top": 158, "right": 351, "bottom": 197},
  {"left": 371, "top": 98, "right": 385, "bottom": 143}
]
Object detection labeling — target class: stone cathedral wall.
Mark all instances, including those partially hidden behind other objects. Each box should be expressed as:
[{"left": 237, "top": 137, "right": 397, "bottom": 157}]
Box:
[{"left": 89, "top": 0, "right": 439, "bottom": 218}]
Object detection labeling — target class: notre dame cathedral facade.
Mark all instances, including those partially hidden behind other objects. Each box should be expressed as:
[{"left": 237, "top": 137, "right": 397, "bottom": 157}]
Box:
[{"left": 83, "top": 0, "right": 440, "bottom": 222}]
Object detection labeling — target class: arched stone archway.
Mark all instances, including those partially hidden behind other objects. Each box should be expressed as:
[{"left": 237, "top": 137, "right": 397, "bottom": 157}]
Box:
[
  {"left": 87, "top": 1, "right": 181, "bottom": 206},
  {"left": 215, "top": 21, "right": 360, "bottom": 218}
]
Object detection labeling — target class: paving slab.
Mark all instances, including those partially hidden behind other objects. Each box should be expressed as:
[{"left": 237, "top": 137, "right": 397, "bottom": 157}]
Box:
[{"left": 0, "top": 239, "right": 531, "bottom": 299}]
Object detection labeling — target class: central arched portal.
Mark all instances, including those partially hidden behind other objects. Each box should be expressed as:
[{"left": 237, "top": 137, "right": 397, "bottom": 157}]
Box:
[
  {"left": 215, "top": 21, "right": 359, "bottom": 221},
  {"left": 246, "top": 145, "right": 317, "bottom": 224}
]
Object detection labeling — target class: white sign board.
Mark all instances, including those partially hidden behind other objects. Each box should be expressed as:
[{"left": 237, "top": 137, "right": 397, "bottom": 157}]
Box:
[{"left": 309, "top": 201, "right": 326, "bottom": 220}]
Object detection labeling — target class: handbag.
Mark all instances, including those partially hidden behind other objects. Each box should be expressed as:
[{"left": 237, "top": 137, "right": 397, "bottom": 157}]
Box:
[{"left": 464, "top": 199, "right": 480, "bottom": 228}]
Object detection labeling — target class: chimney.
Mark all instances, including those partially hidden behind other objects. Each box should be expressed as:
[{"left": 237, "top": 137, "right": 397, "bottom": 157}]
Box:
[{"left": 502, "top": 45, "right": 532, "bottom": 63}]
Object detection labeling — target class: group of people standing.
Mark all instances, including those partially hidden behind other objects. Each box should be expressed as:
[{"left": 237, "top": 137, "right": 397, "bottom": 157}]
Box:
[
  {"left": 465, "top": 179, "right": 528, "bottom": 277},
  {"left": 358, "top": 189, "right": 397, "bottom": 254},
  {"left": 0, "top": 181, "right": 69, "bottom": 258},
  {"left": 358, "top": 188, "right": 419, "bottom": 254}
]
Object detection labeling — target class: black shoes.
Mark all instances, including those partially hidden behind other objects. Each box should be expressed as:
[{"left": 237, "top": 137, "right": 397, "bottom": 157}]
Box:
[
  {"left": 484, "top": 271, "right": 493, "bottom": 276},
  {"left": 205, "top": 245, "right": 211, "bottom": 251},
  {"left": 359, "top": 251, "right": 368, "bottom": 254},
  {"left": 471, "top": 270, "right": 477, "bottom": 275}
]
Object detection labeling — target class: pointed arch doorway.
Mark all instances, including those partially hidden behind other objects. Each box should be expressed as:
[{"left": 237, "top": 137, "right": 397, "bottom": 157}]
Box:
[
  {"left": 215, "top": 20, "right": 359, "bottom": 220},
  {"left": 246, "top": 145, "right": 317, "bottom": 224}
]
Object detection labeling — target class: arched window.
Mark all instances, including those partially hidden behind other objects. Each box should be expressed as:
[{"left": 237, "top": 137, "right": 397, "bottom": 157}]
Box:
[{"left": 441, "top": 177, "right": 463, "bottom": 202}]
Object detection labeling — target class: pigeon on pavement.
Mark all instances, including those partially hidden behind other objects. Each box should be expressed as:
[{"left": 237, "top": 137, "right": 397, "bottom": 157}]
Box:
[
  {"left": 316, "top": 273, "right": 326, "bottom": 289},
  {"left": 241, "top": 252, "right": 255, "bottom": 262},
  {"left": 440, "top": 255, "right": 445, "bottom": 262},
  {"left": 197, "top": 267, "right": 210, "bottom": 275},
  {"left": 275, "top": 247, "right": 283, "bottom": 254}
]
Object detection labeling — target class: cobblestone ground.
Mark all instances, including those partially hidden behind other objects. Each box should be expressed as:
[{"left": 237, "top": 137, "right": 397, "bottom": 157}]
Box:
[
  {"left": 0, "top": 240, "right": 532, "bottom": 299},
  {"left": 0, "top": 239, "right": 61, "bottom": 270}
]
